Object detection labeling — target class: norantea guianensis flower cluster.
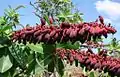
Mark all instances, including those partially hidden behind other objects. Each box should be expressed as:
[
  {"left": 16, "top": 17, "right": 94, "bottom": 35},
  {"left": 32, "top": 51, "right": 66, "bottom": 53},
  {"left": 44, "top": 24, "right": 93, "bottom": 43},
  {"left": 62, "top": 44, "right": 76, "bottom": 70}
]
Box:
[{"left": 11, "top": 16, "right": 116, "bottom": 44}]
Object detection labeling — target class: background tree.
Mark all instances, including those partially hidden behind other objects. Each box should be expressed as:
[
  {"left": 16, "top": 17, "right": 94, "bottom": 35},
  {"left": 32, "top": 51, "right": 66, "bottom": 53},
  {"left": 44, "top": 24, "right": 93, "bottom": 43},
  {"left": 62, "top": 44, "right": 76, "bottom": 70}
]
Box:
[{"left": 30, "top": 0, "right": 83, "bottom": 24}]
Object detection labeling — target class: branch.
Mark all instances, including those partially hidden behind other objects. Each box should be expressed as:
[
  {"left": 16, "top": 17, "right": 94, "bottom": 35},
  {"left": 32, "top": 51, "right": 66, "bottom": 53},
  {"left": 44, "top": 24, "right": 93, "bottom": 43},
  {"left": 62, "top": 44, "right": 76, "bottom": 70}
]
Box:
[
  {"left": 79, "top": 44, "right": 120, "bottom": 54},
  {"left": 80, "top": 44, "right": 109, "bottom": 49},
  {"left": 30, "top": 1, "right": 41, "bottom": 18}
]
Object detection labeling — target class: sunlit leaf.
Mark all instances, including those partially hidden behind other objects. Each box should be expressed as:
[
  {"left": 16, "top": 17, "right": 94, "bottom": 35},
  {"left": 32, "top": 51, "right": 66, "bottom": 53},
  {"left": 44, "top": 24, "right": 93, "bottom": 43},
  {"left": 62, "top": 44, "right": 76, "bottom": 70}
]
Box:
[
  {"left": 57, "top": 58, "right": 64, "bottom": 77},
  {"left": 2, "top": 25, "right": 12, "bottom": 32},
  {"left": 89, "top": 71, "right": 95, "bottom": 77},
  {"left": 0, "top": 55, "right": 13, "bottom": 73},
  {"left": 27, "top": 43, "right": 43, "bottom": 54}
]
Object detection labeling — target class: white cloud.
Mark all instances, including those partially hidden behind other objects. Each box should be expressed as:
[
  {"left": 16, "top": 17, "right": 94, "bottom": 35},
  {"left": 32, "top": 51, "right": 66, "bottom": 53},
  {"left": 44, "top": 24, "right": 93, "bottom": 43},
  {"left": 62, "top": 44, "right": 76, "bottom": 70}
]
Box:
[
  {"left": 104, "top": 18, "right": 112, "bottom": 23},
  {"left": 95, "top": 0, "right": 120, "bottom": 20},
  {"left": 95, "top": 0, "right": 120, "bottom": 39}
]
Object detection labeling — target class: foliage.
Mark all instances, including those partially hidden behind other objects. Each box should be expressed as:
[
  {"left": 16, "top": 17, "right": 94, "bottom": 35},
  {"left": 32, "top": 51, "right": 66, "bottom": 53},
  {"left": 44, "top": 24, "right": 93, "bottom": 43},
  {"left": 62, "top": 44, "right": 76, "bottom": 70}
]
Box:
[
  {"left": 30, "top": 0, "right": 83, "bottom": 24},
  {"left": 0, "top": 5, "right": 33, "bottom": 77}
]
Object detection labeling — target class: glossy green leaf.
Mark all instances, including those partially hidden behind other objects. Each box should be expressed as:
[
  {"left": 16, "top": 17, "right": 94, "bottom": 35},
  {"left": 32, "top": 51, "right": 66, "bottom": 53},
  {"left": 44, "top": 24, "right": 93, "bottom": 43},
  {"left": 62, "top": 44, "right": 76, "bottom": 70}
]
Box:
[
  {"left": 36, "top": 56, "right": 47, "bottom": 74},
  {"left": 35, "top": 64, "right": 45, "bottom": 75},
  {"left": 42, "top": 44, "right": 56, "bottom": 75},
  {"left": 0, "top": 45, "right": 4, "bottom": 48},
  {"left": 57, "top": 41, "right": 80, "bottom": 49},
  {"left": 2, "top": 25, "right": 11, "bottom": 32},
  {"left": 48, "top": 59, "right": 55, "bottom": 73},
  {"left": 0, "top": 37, "right": 9, "bottom": 45},
  {"left": 26, "top": 58, "right": 36, "bottom": 74},
  {"left": 89, "top": 71, "right": 95, "bottom": 77},
  {"left": 57, "top": 58, "right": 64, "bottom": 77},
  {"left": 27, "top": 43, "right": 43, "bottom": 54},
  {"left": 0, "top": 55, "right": 13, "bottom": 73}
]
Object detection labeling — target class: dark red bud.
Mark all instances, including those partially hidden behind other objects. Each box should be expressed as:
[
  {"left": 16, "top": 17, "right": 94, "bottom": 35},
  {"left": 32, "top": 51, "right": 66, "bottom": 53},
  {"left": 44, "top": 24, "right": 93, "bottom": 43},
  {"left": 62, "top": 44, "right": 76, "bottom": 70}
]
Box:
[
  {"left": 50, "top": 30, "right": 56, "bottom": 37},
  {"left": 99, "top": 16, "right": 104, "bottom": 24},
  {"left": 69, "top": 30, "right": 77, "bottom": 38},
  {"left": 66, "top": 28, "right": 71, "bottom": 35},
  {"left": 25, "top": 30, "right": 34, "bottom": 35},
  {"left": 79, "top": 28, "right": 85, "bottom": 35},
  {"left": 25, "top": 27, "right": 33, "bottom": 31},
  {"left": 37, "top": 34, "right": 43, "bottom": 43},
  {"left": 85, "top": 59, "right": 91, "bottom": 64},
  {"left": 49, "top": 17, "right": 54, "bottom": 24},
  {"left": 90, "top": 27, "right": 95, "bottom": 35},
  {"left": 60, "top": 22, "right": 71, "bottom": 28},
  {"left": 34, "top": 30, "right": 41, "bottom": 37},
  {"left": 54, "top": 33, "right": 59, "bottom": 40},
  {"left": 41, "top": 29, "right": 50, "bottom": 33},
  {"left": 94, "top": 62, "right": 101, "bottom": 69},
  {"left": 40, "top": 18, "right": 46, "bottom": 26},
  {"left": 44, "top": 34, "right": 50, "bottom": 41},
  {"left": 116, "top": 68, "right": 120, "bottom": 75}
]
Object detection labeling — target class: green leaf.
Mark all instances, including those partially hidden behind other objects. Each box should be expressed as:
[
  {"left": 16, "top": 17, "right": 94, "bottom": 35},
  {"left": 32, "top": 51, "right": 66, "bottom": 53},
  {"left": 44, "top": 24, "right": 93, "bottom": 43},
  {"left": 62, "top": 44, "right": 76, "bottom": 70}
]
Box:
[
  {"left": 48, "top": 59, "right": 55, "bottom": 73},
  {"left": 89, "top": 71, "right": 95, "bottom": 77},
  {"left": 42, "top": 44, "right": 56, "bottom": 65},
  {"left": 44, "top": 15, "right": 50, "bottom": 25},
  {"left": 59, "top": 0, "right": 69, "bottom": 2},
  {"left": 35, "top": 63, "right": 45, "bottom": 74},
  {"left": 27, "top": 43, "right": 43, "bottom": 54},
  {"left": 111, "top": 38, "right": 117, "bottom": 47},
  {"left": 2, "top": 25, "right": 12, "bottom": 32},
  {"left": 42, "top": 44, "right": 56, "bottom": 74},
  {"left": 0, "top": 74, "right": 3, "bottom": 77},
  {"left": 57, "top": 58, "right": 64, "bottom": 77},
  {"left": 35, "top": 56, "right": 47, "bottom": 74},
  {"left": 57, "top": 41, "right": 80, "bottom": 49},
  {"left": 63, "top": 0, "right": 70, "bottom": 2},
  {"left": 0, "top": 45, "right": 4, "bottom": 48},
  {"left": 0, "top": 36, "right": 10, "bottom": 46},
  {"left": 0, "top": 55, "right": 13, "bottom": 73},
  {"left": 26, "top": 58, "right": 36, "bottom": 74},
  {"left": 66, "top": 14, "right": 73, "bottom": 18}
]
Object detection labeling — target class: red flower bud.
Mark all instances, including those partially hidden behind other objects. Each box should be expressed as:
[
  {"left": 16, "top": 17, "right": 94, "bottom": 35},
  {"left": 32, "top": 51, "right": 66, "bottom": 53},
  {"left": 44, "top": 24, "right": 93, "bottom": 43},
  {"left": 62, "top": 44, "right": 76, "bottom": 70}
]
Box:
[
  {"left": 69, "top": 29, "right": 77, "bottom": 38},
  {"left": 99, "top": 16, "right": 104, "bottom": 24},
  {"left": 49, "top": 17, "right": 54, "bottom": 24},
  {"left": 60, "top": 22, "right": 71, "bottom": 28},
  {"left": 44, "top": 34, "right": 50, "bottom": 41},
  {"left": 50, "top": 30, "right": 56, "bottom": 37},
  {"left": 37, "top": 34, "right": 44, "bottom": 43},
  {"left": 40, "top": 18, "right": 46, "bottom": 26},
  {"left": 34, "top": 30, "right": 41, "bottom": 37}
]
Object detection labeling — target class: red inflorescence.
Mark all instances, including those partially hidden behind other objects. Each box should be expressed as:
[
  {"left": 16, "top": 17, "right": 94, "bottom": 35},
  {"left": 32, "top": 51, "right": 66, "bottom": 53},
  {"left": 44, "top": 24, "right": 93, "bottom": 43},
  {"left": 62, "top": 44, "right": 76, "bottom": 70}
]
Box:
[
  {"left": 11, "top": 16, "right": 116, "bottom": 44},
  {"left": 56, "top": 48, "right": 120, "bottom": 76}
]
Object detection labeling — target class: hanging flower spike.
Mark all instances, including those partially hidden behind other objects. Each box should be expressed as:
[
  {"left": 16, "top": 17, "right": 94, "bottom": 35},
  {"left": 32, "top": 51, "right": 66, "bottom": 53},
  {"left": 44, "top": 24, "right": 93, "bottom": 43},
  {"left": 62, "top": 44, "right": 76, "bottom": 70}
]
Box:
[
  {"left": 56, "top": 48, "right": 120, "bottom": 76},
  {"left": 11, "top": 16, "right": 116, "bottom": 44}
]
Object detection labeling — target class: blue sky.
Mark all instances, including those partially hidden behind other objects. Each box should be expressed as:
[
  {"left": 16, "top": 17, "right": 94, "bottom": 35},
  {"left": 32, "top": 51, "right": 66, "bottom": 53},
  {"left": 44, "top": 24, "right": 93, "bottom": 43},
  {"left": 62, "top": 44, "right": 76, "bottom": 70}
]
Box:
[{"left": 0, "top": 0, "right": 120, "bottom": 40}]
